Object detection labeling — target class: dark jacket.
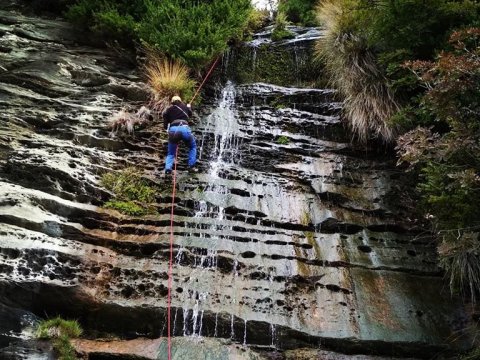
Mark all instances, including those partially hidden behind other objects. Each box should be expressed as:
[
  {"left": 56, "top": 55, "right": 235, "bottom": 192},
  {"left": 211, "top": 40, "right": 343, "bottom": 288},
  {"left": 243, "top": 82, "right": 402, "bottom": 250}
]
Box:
[{"left": 163, "top": 101, "right": 192, "bottom": 129}]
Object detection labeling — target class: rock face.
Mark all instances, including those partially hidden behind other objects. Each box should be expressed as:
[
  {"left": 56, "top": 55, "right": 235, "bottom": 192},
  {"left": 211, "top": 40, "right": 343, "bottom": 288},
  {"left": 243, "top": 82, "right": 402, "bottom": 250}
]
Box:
[{"left": 0, "top": 3, "right": 474, "bottom": 360}]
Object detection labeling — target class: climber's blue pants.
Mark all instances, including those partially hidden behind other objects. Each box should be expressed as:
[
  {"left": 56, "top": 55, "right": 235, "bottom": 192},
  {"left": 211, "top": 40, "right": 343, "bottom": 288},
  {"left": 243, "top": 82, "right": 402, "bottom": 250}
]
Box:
[{"left": 165, "top": 125, "right": 197, "bottom": 171}]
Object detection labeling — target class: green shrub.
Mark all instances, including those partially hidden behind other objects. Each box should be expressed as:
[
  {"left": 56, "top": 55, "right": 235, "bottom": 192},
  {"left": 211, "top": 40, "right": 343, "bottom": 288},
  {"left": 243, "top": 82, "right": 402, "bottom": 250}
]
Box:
[
  {"left": 396, "top": 29, "right": 480, "bottom": 302},
  {"left": 36, "top": 317, "right": 82, "bottom": 360},
  {"left": 315, "top": 0, "right": 480, "bottom": 141},
  {"left": 278, "top": 0, "right": 318, "bottom": 26},
  {"left": 92, "top": 9, "right": 138, "bottom": 39},
  {"left": 271, "top": 12, "right": 295, "bottom": 41},
  {"left": 137, "top": 0, "right": 252, "bottom": 69},
  {"left": 66, "top": 0, "right": 253, "bottom": 69},
  {"left": 418, "top": 164, "right": 480, "bottom": 230},
  {"left": 66, "top": 0, "right": 145, "bottom": 42},
  {"left": 276, "top": 135, "right": 290, "bottom": 145},
  {"left": 244, "top": 9, "right": 270, "bottom": 38},
  {"left": 353, "top": 0, "right": 480, "bottom": 98}
]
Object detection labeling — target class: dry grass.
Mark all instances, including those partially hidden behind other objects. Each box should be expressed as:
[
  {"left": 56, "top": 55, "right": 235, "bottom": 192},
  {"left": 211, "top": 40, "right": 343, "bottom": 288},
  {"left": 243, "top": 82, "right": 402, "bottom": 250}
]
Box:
[
  {"left": 439, "top": 232, "right": 480, "bottom": 304},
  {"left": 315, "top": 0, "right": 399, "bottom": 143},
  {"left": 145, "top": 56, "right": 195, "bottom": 113},
  {"left": 108, "top": 106, "right": 152, "bottom": 135}
]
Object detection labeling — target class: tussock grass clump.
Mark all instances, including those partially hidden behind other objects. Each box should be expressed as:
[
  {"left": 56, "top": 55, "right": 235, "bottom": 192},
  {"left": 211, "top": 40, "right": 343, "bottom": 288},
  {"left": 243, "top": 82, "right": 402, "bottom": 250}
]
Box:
[
  {"left": 36, "top": 317, "right": 82, "bottom": 360},
  {"left": 439, "top": 232, "right": 480, "bottom": 304},
  {"left": 145, "top": 56, "right": 196, "bottom": 113},
  {"left": 315, "top": 0, "right": 399, "bottom": 143},
  {"left": 36, "top": 317, "right": 82, "bottom": 339}
]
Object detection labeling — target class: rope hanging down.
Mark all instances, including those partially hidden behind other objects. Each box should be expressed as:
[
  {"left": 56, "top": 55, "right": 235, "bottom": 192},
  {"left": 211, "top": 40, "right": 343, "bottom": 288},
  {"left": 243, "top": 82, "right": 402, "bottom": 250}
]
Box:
[
  {"left": 189, "top": 56, "right": 220, "bottom": 104},
  {"left": 167, "top": 146, "right": 179, "bottom": 360},
  {"left": 166, "top": 56, "right": 219, "bottom": 360}
]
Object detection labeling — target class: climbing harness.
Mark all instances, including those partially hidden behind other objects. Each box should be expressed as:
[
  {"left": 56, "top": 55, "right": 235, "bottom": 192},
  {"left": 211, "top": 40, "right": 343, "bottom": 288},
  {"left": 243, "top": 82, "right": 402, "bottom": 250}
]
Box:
[{"left": 165, "top": 56, "right": 220, "bottom": 360}]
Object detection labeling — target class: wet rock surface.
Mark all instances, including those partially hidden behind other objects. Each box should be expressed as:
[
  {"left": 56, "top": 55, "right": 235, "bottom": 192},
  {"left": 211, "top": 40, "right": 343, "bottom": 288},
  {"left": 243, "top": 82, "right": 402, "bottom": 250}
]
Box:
[{"left": 0, "top": 4, "right": 474, "bottom": 360}]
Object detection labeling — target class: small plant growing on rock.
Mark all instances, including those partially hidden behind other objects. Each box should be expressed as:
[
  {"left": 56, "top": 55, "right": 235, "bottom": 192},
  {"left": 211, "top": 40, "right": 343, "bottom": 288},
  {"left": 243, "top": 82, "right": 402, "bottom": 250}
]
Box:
[
  {"left": 276, "top": 135, "right": 290, "bottom": 145},
  {"left": 271, "top": 13, "right": 295, "bottom": 41},
  {"left": 36, "top": 317, "right": 82, "bottom": 360},
  {"left": 101, "top": 167, "right": 159, "bottom": 216},
  {"left": 104, "top": 200, "right": 149, "bottom": 216}
]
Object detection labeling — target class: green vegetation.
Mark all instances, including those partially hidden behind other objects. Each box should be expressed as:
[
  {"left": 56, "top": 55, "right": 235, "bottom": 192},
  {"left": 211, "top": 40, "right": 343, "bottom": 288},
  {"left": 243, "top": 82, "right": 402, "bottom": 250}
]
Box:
[
  {"left": 36, "top": 317, "right": 82, "bottom": 360},
  {"left": 229, "top": 44, "right": 323, "bottom": 87},
  {"left": 66, "top": 0, "right": 253, "bottom": 69},
  {"left": 462, "top": 347, "right": 480, "bottom": 360},
  {"left": 271, "top": 13, "right": 295, "bottom": 41},
  {"left": 66, "top": 0, "right": 145, "bottom": 42},
  {"left": 300, "top": 210, "right": 312, "bottom": 226},
  {"left": 276, "top": 135, "right": 290, "bottom": 145},
  {"left": 101, "top": 167, "right": 158, "bottom": 216},
  {"left": 278, "top": 0, "right": 318, "bottom": 26},
  {"left": 244, "top": 9, "right": 270, "bottom": 39},
  {"left": 104, "top": 200, "right": 149, "bottom": 216},
  {"left": 315, "top": 0, "right": 399, "bottom": 142},
  {"left": 315, "top": 0, "right": 480, "bottom": 302},
  {"left": 396, "top": 28, "right": 480, "bottom": 302}
]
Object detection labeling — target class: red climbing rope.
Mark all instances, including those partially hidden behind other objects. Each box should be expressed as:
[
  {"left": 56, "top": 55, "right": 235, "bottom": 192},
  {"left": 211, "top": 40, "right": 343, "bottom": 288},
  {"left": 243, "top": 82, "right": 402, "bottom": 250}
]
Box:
[
  {"left": 189, "top": 56, "right": 220, "bottom": 104},
  {"left": 167, "top": 146, "right": 179, "bottom": 360}
]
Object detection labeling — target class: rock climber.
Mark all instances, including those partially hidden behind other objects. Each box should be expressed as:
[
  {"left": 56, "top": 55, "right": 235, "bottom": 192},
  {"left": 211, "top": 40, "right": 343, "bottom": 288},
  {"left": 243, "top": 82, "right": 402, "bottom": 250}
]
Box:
[{"left": 162, "top": 95, "right": 198, "bottom": 176}]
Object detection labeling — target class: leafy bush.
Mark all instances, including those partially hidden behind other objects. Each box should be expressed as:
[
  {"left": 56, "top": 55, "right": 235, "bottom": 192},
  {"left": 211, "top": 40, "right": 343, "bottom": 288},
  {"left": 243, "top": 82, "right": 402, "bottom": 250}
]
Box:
[
  {"left": 137, "top": 0, "right": 252, "bottom": 69},
  {"left": 396, "top": 29, "right": 480, "bottom": 301},
  {"left": 244, "top": 9, "right": 270, "bottom": 38},
  {"left": 66, "top": 0, "right": 145, "bottom": 41},
  {"left": 278, "top": 0, "right": 318, "bottom": 26},
  {"left": 271, "top": 13, "right": 295, "bottom": 41},
  {"left": 352, "top": 0, "right": 480, "bottom": 100},
  {"left": 66, "top": 0, "right": 253, "bottom": 69},
  {"left": 397, "top": 29, "right": 480, "bottom": 227},
  {"left": 36, "top": 317, "right": 82, "bottom": 360}
]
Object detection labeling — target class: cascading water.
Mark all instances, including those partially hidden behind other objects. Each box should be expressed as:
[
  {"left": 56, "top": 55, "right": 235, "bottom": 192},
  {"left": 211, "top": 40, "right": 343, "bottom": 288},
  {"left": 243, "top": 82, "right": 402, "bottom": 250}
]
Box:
[{"left": 175, "top": 81, "right": 247, "bottom": 342}]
